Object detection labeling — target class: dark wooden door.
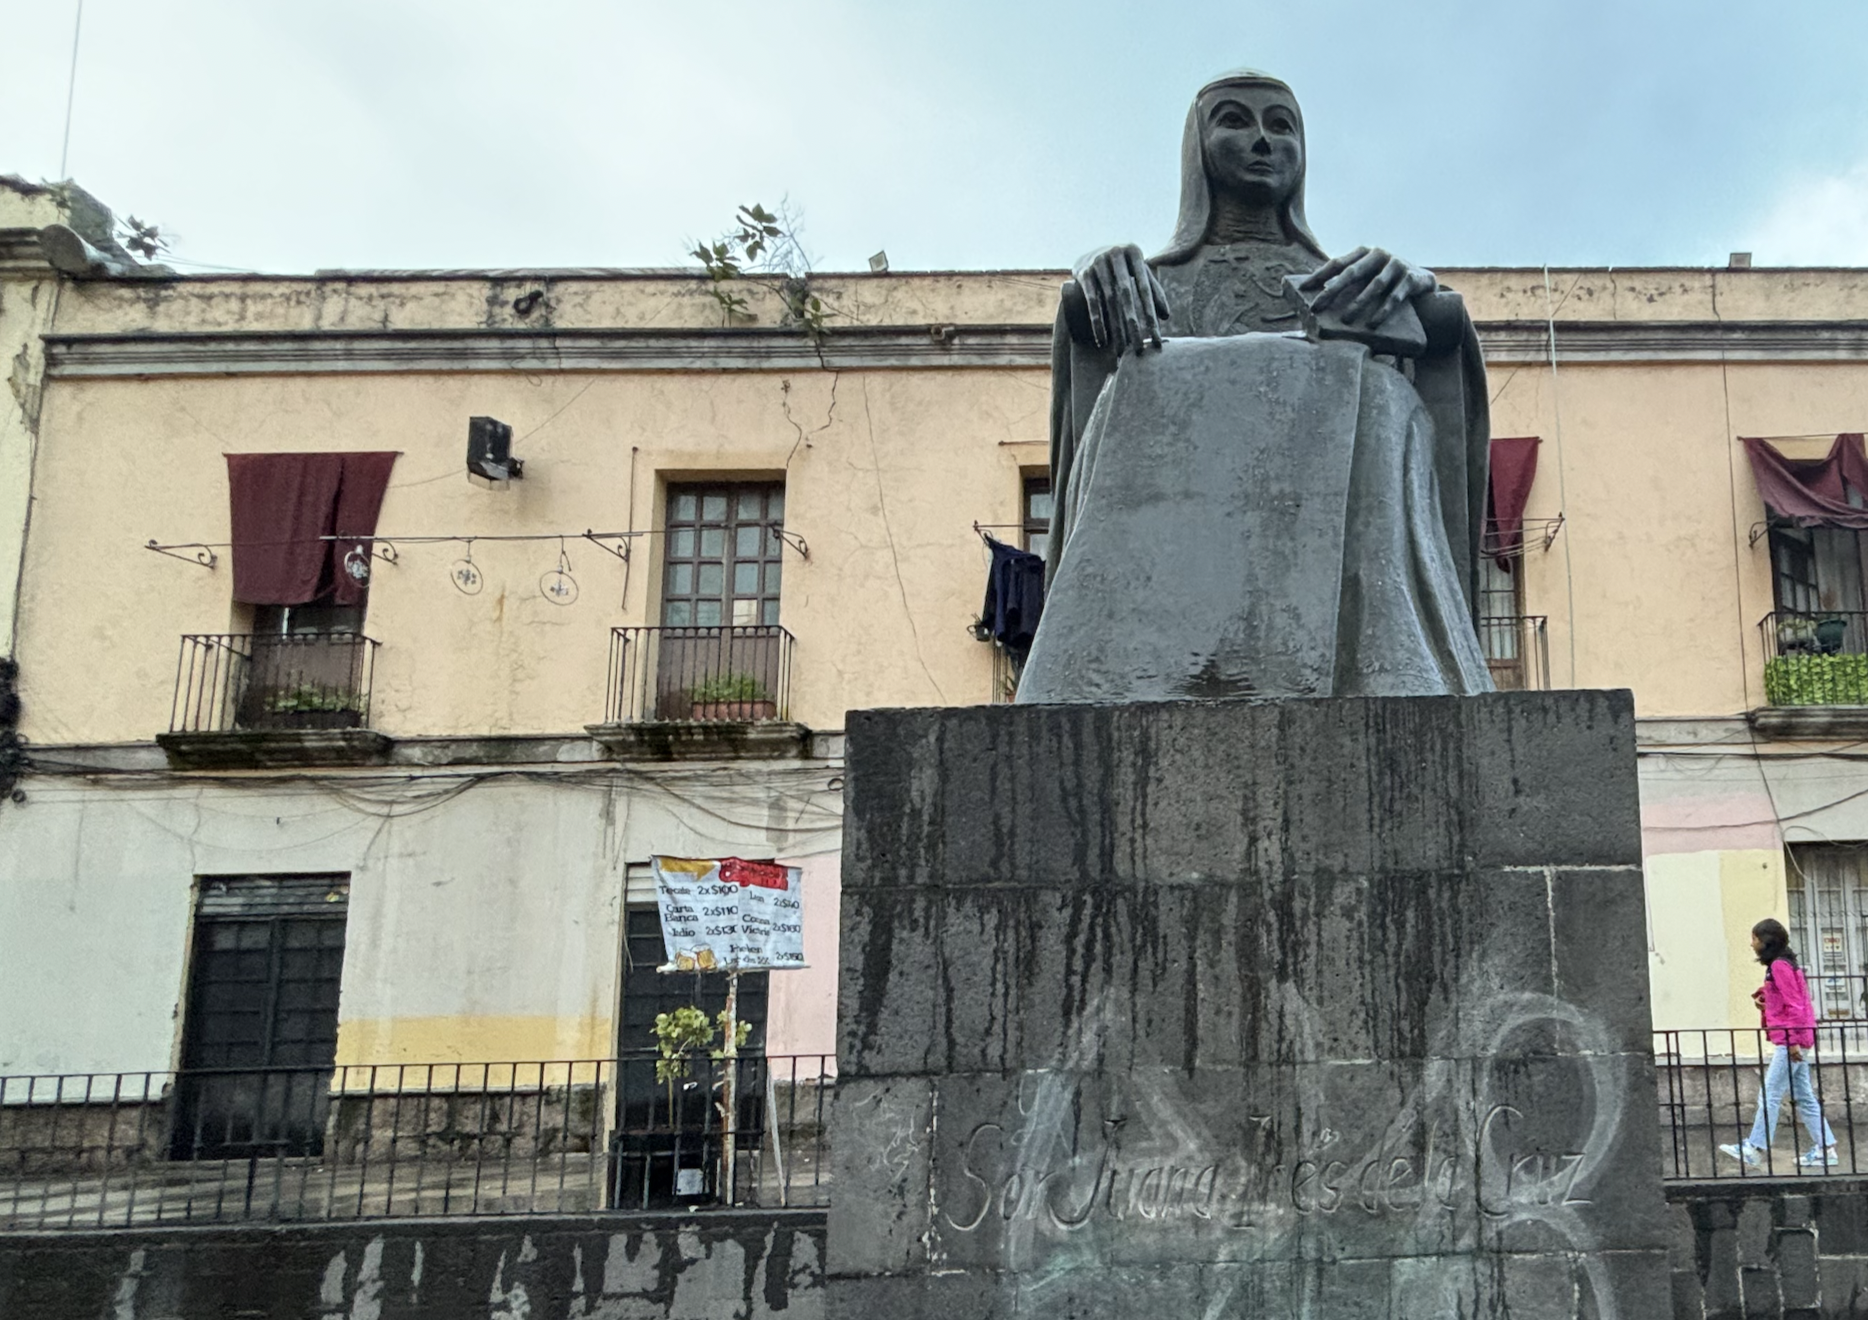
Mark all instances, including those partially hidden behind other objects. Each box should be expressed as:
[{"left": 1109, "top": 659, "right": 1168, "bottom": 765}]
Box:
[
  {"left": 612, "top": 906, "right": 766, "bottom": 1206},
  {"left": 173, "top": 876, "right": 348, "bottom": 1159}
]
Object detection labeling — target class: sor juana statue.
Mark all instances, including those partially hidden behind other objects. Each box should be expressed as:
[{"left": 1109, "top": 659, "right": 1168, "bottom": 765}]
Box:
[{"left": 1017, "top": 70, "right": 1494, "bottom": 704}]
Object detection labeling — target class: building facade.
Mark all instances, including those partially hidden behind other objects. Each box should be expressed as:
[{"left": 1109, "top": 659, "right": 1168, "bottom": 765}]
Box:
[{"left": 5, "top": 187, "right": 1868, "bottom": 1106}]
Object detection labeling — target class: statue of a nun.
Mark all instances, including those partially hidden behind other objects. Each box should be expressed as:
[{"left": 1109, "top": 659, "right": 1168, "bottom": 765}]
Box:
[{"left": 1016, "top": 70, "right": 1494, "bottom": 703}]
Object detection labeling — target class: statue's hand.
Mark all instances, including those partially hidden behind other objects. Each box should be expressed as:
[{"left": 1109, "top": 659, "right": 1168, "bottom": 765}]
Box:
[
  {"left": 1071, "top": 244, "right": 1170, "bottom": 354},
  {"left": 1299, "top": 247, "right": 1436, "bottom": 329}
]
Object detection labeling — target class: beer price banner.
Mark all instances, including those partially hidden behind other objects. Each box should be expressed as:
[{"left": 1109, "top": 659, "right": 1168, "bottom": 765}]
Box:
[{"left": 651, "top": 856, "right": 806, "bottom": 973}]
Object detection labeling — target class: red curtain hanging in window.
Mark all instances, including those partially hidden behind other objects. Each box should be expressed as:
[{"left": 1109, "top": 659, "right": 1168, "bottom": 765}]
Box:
[
  {"left": 1742, "top": 434, "right": 1868, "bottom": 529},
  {"left": 225, "top": 452, "right": 399, "bottom": 605},
  {"left": 1486, "top": 436, "right": 1540, "bottom": 558}
]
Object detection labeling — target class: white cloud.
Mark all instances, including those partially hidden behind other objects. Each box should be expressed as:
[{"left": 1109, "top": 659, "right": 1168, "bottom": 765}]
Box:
[{"left": 1745, "top": 155, "right": 1868, "bottom": 265}]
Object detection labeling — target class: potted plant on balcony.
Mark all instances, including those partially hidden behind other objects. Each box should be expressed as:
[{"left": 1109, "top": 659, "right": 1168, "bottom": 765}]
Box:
[
  {"left": 261, "top": 685, "right": 364, "bottom": 731},
  {"left": 686, "top": 674, "right": 775, "bottom": 722},
  {"left": 1777, "top": 615, "right": 1818, "bottom": 654}
]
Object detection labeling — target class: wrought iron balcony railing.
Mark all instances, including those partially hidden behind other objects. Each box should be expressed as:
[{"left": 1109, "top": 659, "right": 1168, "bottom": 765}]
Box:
[
  {"left": 1761, "top": 610, "right": 1868, "bottom": 705},
  {"left": 605, "top": 625, "right": 793, "bottom": 724},
  {"left": 1478, "top": 614, "right": 1550, "bottom": 691},
  {"left": 170, "top": 633, "right": 379, "bottom": 734}
]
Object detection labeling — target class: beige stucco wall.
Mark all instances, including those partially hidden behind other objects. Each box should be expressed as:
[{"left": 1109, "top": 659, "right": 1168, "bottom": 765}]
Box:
[
  {"left": 1492, "top": 360, "right": 1868, "bottom": 713},
  {"left": 16, "top": 363, "right": 1050, "bottom": 741},
  {"left": 22, "top": 264, "right": 1868, "bottom": 739},
  {"left": 13, "top": 261, "right": 1868, "bottom": 1071}
]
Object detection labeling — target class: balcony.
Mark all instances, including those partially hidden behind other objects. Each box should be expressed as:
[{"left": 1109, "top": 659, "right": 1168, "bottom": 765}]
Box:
[
  {"left": 587, "top": 625, "right": 806, "bottom": 760},
  {"left": 156, "top": 633, "right": 389, "bottom": 768},
  {"left": 1762, "top": 611, "right": 1868, "bottom": 704},
  {"left": 1478, "top": 614, "right": 1550, "bottom": 691},
  {"left": 1752, "top": 610, "right": 1868, "bottom": 737}
]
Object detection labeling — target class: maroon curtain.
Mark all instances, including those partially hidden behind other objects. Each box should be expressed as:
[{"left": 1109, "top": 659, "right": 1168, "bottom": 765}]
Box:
[
  {"left": 328, "top": 452, "right": 398, "bottom": 605},
  {"left": 1486, "top": 436, "right": 1540, "bottom": 558},
  {"left": 226, "top": 452, "right": 398, "bottom": 605},
  {"left": 1742, "top": 434, "right": 1868, "bottom": 529}
]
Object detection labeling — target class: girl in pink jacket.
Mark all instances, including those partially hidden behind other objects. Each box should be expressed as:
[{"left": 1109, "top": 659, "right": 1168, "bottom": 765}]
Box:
[{"left": 1721, "top": 919, "right": 1838, "bottom": 1169}]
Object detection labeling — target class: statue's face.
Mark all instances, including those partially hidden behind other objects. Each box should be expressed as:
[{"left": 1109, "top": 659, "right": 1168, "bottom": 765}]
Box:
[{"left": 1199, "top": 86, "right": 1303, "bottom": 206}]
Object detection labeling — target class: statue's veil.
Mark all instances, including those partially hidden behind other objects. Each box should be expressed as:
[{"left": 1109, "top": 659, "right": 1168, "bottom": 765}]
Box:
[{"left": 1155, "top": 70, "right": 1327, "bottom": 265}]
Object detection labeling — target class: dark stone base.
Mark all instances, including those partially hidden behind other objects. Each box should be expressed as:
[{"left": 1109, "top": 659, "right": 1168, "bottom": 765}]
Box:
[
  {"left": 0, "top": 1212, "right": 824, "bottom": 1319},
  {"left": 828, "top": 693, "right": 1670, "bottom": 1318},
  {"left": 1668, "top": 1178, "right": 1868, "bottom": 1319}
]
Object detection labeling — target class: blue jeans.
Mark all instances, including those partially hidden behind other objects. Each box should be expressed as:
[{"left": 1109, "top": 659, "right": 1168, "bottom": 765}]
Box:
[{"left": 1747, "top": 1044, "right": 1837, "bottom": 1150}]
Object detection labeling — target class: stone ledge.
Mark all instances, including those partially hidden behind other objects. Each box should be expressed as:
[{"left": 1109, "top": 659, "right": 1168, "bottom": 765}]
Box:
[
  {"left": 43, "top": 320, "right": 1868, "bottom": 377},
  {"left": 1666, "top": 1174, "right": 1868, "bottom": 1200},
  {"left": 585, "top": 721, "right": 811, "bottom": 761},
  {"left": 156, "top": 729, "right": 394, "bottom": 769},
  {"left": 1747, "top": 706, "right": 1868, "bottom": 741}
]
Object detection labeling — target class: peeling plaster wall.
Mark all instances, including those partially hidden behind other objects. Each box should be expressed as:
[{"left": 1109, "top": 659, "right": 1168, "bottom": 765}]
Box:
[
  {"left": 0, "top": 179, "right": 68, "bottom": 658},
  {"left": 0, "top": 769, "right": 842, "bottom": 1075},
  {"left": 0, "top": 1211, "right": 825, "bottom": 1320}
]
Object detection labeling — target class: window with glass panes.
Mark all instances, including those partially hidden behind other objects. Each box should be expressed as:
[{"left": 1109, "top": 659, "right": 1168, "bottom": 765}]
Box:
[
  {"left": 1023, "top": 476, "right": 1053, "bottom": 559},
  {"left": 662, "top": 484, "right": 785, "bottom": 627}
]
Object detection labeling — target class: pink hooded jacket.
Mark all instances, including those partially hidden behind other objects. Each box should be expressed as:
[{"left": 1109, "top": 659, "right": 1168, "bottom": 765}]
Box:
[{"left": 1762, "top": 958, "right": 1819, "bottom": 1048}]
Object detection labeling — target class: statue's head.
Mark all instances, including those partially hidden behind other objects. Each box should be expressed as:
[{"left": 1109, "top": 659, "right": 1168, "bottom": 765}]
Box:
[
  {"left": 1157, "top": 70, "right": 1325, "bottom": 265},
  {"left": 1197, "top": 80, "right": 1303, "bottom": 209}
]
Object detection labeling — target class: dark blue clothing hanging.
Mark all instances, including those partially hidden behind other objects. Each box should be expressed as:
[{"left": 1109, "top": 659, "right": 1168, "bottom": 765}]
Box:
[{"left": 981, "top": 537, "right": 1046, "bottom": 660}]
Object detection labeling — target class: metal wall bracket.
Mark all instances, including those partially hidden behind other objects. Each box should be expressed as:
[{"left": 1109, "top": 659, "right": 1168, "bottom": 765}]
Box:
[{"left": 145, "top": 540, "right": 218, "bottom": 569}]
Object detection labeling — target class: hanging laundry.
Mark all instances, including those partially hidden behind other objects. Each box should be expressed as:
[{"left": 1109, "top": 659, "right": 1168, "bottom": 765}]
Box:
[{"left": 980, "top": 536, "right": 1047, "bottom": 660}]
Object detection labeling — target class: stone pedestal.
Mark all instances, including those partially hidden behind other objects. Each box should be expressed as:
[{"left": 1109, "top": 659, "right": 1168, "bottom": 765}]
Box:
[{"left": 827, "top": 693, "right": 1671, "bottom": 1318}]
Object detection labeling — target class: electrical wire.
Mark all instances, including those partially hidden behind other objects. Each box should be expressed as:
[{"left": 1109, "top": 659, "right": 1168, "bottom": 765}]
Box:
[
  {"left": 19, "top": 755, "right": 848, "bottom": 843},
  {"left": 1541, "top": 266, "right": 1580, "bottom": 687},
  {"left": 57, "top": 0, "right": 83, "bottom": 179}
]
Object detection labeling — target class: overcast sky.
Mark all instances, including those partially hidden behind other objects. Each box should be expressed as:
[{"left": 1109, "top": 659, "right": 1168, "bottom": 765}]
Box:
[{"left": 5, "top": 0, "right": 1868, "bottom": 275}]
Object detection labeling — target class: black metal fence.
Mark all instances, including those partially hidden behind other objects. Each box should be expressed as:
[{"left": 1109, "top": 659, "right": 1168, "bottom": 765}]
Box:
[
  {"left": 1805, "top": 972, "right": 1868, "bottom": 1024},
  {"left": 1761, "top": 609, "right": 1868, "bottom": 706},
  {"left": 1, "top": 1055, "right": 831, "bottom": 1230},
  {"left": 1478, "top": 614, "right": 1550, "bottom": 691},
  {"left": 1656, "top": 1026, "right": 1868, "bottom": 1180},
  {"left": 605, "top": 625, "right": 793, "bottom": 724},
  {"left": 170, "top": 633, "right": 379, "bottom": 734}
]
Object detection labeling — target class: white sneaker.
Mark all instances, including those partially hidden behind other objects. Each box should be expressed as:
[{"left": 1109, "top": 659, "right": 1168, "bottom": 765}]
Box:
[
  {"left": 1799, "top": 1146, "right": 1839, "bottom": 1168},
  {"left": 1720, "top": 1142, "right": 1764, "bottom": 1166}
]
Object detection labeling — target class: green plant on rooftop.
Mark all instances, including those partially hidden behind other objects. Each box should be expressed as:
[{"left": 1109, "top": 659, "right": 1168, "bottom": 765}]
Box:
[{"left": 690, "top": 201, "right": 832, "bottom": 341}]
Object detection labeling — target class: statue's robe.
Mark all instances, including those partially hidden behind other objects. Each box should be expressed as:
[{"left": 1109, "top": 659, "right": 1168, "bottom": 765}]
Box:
[{"left": 1016, "top": 241, "right": 1494, "bottom": 703}]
